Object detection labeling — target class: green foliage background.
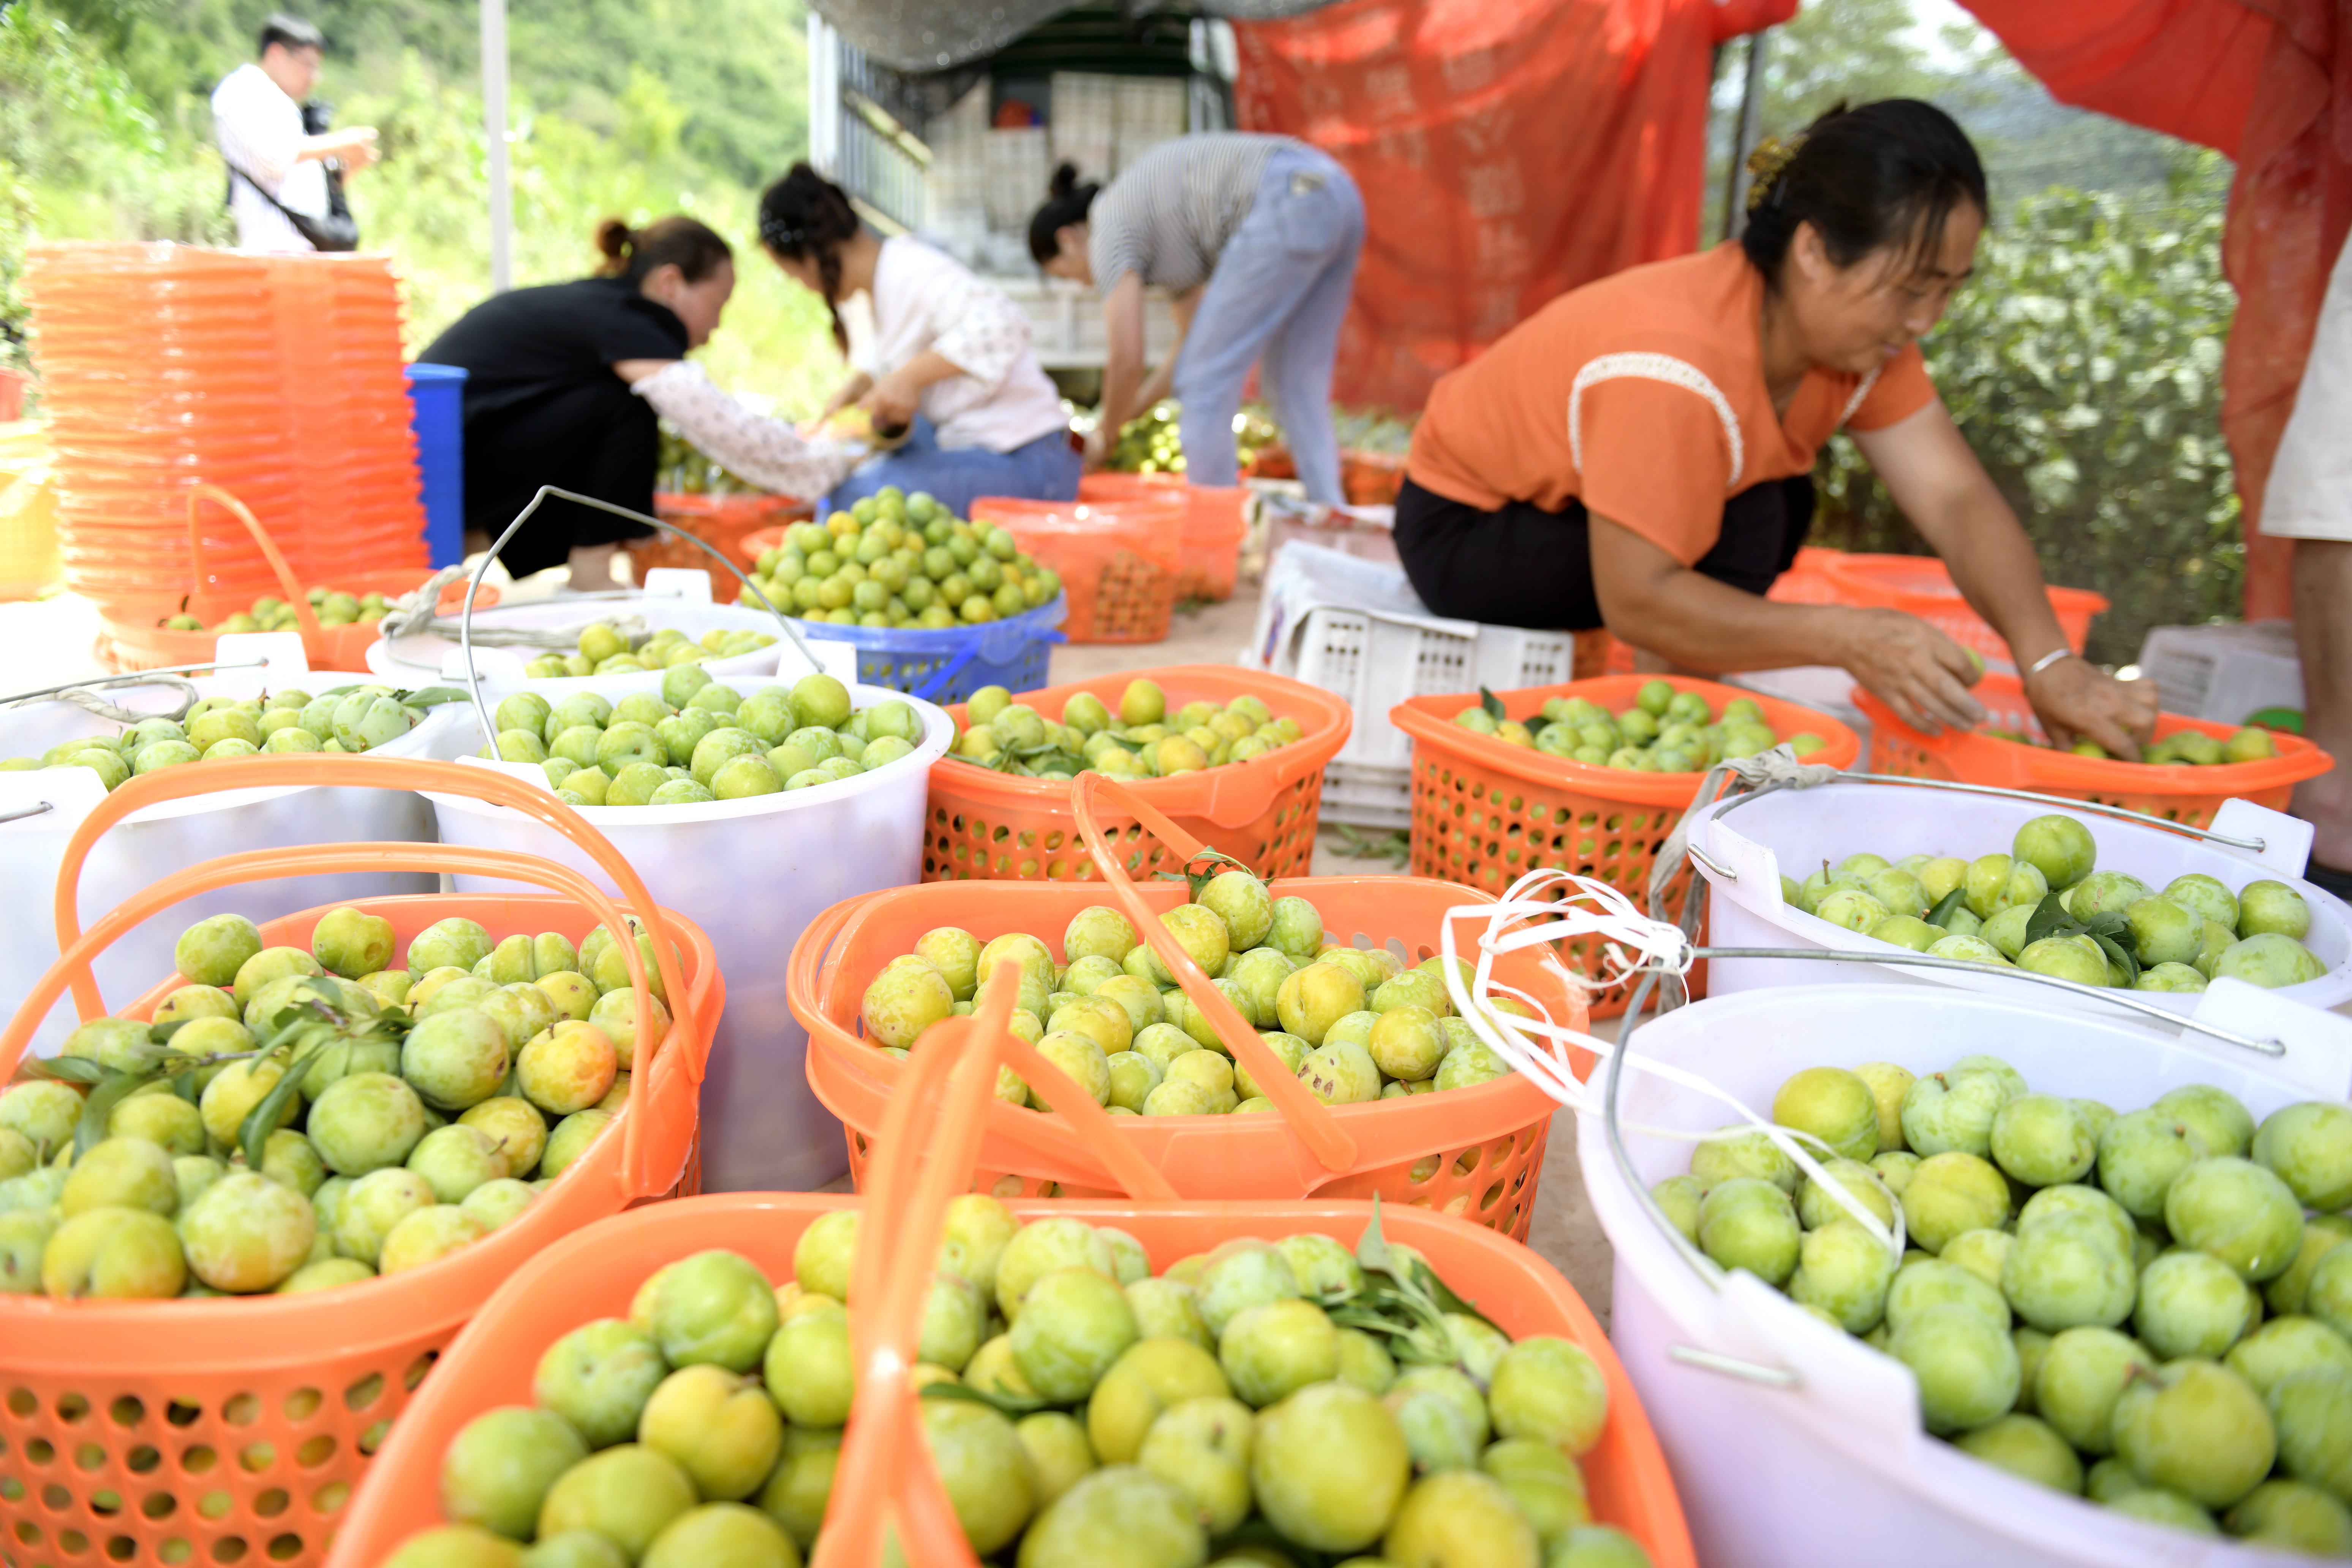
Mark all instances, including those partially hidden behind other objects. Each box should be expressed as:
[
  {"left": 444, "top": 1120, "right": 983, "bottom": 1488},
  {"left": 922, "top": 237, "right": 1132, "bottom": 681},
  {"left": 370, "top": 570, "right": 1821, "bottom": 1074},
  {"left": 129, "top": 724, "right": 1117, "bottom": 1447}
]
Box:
[{"left": 0, "top": 0, "right": 844, "bottom": 411}]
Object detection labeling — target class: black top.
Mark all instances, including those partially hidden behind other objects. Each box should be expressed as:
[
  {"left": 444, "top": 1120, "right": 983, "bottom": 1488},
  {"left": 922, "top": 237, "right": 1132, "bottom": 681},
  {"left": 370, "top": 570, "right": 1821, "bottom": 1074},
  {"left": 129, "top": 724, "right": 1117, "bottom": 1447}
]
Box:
[{"left": 417, "top": 276, "right": 687, "bottom": 420}]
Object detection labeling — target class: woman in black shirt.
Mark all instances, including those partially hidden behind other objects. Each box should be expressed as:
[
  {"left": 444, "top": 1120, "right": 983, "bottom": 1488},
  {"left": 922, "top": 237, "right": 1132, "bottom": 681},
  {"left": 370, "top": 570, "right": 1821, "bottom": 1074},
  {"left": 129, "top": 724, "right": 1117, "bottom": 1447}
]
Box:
[{"left": 420, "top": 218, "right": 740, "bottom": 585}]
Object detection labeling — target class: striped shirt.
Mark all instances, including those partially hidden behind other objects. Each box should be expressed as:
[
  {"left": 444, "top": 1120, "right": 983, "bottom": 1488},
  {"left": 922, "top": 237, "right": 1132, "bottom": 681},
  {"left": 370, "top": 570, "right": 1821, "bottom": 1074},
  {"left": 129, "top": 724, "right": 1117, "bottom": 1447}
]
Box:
[{"left": 1087, "top": 133, "right": 1294, "bottom": 297}]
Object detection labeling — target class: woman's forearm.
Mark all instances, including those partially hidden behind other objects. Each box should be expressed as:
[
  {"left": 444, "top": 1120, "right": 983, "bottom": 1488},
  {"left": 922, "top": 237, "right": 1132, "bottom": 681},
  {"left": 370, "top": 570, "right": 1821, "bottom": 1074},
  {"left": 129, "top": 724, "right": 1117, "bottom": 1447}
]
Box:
[{"left": 1097, "top": 276, "right": 1149, "bottom": 439}]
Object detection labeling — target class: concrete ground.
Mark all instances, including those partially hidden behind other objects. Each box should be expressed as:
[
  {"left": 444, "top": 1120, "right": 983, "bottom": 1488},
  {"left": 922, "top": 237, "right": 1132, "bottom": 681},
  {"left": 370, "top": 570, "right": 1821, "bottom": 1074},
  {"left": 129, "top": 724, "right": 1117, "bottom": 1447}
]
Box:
[{"left": 1046, "top": 589, "right": 1619, "bottom": 1327}]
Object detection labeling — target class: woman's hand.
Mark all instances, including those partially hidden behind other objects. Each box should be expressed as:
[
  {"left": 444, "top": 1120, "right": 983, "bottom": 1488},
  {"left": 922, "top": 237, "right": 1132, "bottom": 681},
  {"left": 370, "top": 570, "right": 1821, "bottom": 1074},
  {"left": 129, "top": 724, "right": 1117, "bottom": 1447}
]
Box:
[
  {"left": 2024, "top": 655, "right": 2158, "bottom": 759},
  {"left": 1834, "top": 607, "right": 1987, "bottom": 735},
  {"left": 821, "top": 371, "right": 874, "bottom": 419},
  {"left": 858, "top": 368, "right": 922, "bottom": 431}
]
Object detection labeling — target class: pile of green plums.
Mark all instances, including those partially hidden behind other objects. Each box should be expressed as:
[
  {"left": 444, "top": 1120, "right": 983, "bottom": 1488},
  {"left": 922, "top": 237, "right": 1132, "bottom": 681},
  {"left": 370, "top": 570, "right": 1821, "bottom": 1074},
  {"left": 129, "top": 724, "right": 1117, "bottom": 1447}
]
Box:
[
  {"left": 3, "top": 685, "right": 433, "bottom": 787},
  {"left": 1792, "top": 812, "right": 2327, "bottom": 993},
  {"left": 0, "top": 907, "right": 676, "bottom": 1300},
  {"left": 1995, "top": 724, "right": 2281, "bottom": 767},
  {"left": 745, "top": 487, "right": 1065, "bottom": 632},
  {"left": 1454, "top": 682, "right": 1824, "bottom": 775},
  {"left": 947, "top": 678, "right": 1303, "bottom": 782},
  {"left": 483, "top": 671, "right": 925, "bottom": 808},
  {"left": 521, "top": 621, "right": 778, "bottom": 681},
  {"left": 1655, "top": 1053, "right": 2352, "bottom": 1550},
  {"left": 165, "top": 583, "right": 392, "bottom": 634},
  {"left": 380, "top": 1201, "right": 1651, "bottom": 1568},
  {"left": 859, "top": 867, "right": 1527, "bottom": 1121}
]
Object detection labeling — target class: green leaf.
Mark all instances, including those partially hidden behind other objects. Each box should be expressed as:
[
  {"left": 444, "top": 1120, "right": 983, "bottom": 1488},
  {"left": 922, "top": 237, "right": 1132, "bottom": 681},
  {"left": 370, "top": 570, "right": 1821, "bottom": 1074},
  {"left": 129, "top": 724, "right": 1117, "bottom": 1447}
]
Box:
[
  {"left": 399, "top": 687, "right": 476, "bottom": 708},
  {"left": 2023, "top": 893, "right": 2077, "bottom": 947},
  {"left": 2079, "top": 911, "right": 2131, "bottom": 943},
  {"left": 2092, "top": 933, "right": 2139, "bottom": 987},
  {"left": 1925, "top": 887, "right": 1967, "bottom": 929},
  {"left": 75, "top": 1068, "right": 161, "bottom": 1155},
  {"left": 238, "top": 1058, "right": 310, "bottom": 1173},
  {"left": 918, "top": 1380, "right": 1050, "bottom": 1417},
  {"left": 26, "top": 1055, "right": 109, "bottom": 1086},
  {"left": 1479, "top": 686, "right": 1506, "bottom": 722}
]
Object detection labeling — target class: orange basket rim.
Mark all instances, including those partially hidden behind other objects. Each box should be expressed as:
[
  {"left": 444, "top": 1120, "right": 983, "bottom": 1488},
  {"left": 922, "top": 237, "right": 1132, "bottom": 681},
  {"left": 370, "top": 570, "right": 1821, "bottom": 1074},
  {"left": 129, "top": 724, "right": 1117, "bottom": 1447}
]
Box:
[
  {"left": 1852, "top": 673, "right": 2334, "bottom": 794},
  {"left": 927, "top": 663, "right": 1354, "bottom": 814},
  {"left": 319, "top": 1190, "right": 1698, "bottom": 1568},
  {"left": 1393, "top": 673, "right": 1864, "bottom": 803},
  {"left": 1821, "top": 552, "right": 2109, "bottom": 615}
]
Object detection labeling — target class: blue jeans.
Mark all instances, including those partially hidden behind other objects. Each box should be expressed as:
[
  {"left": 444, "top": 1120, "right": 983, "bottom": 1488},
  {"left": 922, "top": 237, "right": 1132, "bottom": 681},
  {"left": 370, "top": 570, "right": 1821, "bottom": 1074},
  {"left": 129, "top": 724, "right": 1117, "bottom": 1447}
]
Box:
[
  {"left": 1176, "top": 146, "right": 1364, "bottom": 503},
  {"left": 822, "top": 417, "right": 1081, "bottom": 520}
]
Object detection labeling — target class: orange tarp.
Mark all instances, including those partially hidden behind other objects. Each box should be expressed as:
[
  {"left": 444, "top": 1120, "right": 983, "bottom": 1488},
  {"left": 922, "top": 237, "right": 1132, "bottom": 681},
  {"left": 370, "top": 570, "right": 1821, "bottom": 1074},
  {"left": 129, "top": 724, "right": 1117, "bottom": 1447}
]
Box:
[{"left": 1231, "top": 0, "right": 1794, "bottom": 415}]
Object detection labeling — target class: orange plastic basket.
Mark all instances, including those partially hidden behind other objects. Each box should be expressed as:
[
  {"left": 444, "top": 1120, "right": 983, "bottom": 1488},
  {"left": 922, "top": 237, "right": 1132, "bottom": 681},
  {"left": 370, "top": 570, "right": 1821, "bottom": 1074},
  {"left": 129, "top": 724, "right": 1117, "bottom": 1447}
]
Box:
[
  {"left": 795, "top": 773, "right": 1589, "bottom": 1234},
  {"left": 1854, "top": 672, "right": 2336, "bottom": 828},
  {"left": 636, "top": 492, "right": 808, "bottom": 604},
  {"left": 0, "top": 757, "right": 720, "bottom": 1568},
  {"left": 971, "top": 495, "right": 1183, "bottom": 643},
  {"left": 332, "top": 968, "right": 1694, "bottom": 1568},
  {"left": 93, "top": 487, "right": 484, "bottom": 673},
  {"left": 1390, "top": 675, "right": 1862, "bottom": 1015},
  {"left": 924, "top": 664, "right": 1352, "bottom": 883},
  {"left": 1817, "top": 552, "right": 2107, "bottom": 666},
  {"left": 1079, "top": 473, "right": 1248, "bottom": 601}
]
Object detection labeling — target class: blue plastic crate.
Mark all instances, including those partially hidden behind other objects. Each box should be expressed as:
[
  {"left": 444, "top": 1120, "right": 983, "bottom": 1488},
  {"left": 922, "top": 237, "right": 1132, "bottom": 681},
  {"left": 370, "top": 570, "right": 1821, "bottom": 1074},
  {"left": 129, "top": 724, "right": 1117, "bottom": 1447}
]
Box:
[
  {"left": 789, "top": 595, "right": 1067, "bottom": 702},
  {"left": 405, "top": 362, "right": 468, "bottom": 567}
]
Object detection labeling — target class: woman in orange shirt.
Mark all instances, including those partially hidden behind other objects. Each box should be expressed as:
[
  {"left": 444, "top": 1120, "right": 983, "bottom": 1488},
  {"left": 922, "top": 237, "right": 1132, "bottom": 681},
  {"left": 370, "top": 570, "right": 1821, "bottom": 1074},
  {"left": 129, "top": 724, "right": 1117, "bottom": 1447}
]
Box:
[{"left": 1398, "top": 100, "right": 2153, "bottom": 756}]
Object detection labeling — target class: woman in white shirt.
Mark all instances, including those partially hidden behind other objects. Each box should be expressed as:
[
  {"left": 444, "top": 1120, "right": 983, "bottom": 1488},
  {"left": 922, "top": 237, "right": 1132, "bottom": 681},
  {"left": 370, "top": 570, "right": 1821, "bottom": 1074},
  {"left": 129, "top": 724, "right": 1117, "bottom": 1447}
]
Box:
[{"left": 757, "top": 164, "right": 1080, "bottom": 518}]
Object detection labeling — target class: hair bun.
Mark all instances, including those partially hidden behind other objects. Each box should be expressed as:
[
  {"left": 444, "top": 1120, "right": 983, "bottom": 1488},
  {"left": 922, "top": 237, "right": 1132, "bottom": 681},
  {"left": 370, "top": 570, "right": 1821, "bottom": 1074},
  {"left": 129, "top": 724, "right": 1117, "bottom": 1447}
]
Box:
[
  {"left": 594, "top": 218, "right": 634, "bottom": 262},
  {"left": 1048, "top": 162, "right": 1081, "bottom": 199}
]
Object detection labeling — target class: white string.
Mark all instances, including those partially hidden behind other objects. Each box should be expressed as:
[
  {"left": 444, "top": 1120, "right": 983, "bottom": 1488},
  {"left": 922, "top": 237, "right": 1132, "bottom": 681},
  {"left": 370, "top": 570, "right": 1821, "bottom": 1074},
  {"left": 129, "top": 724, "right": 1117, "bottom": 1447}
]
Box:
[{"left": 1435, "top": 867, "right": 1905, "bottom": 1257}]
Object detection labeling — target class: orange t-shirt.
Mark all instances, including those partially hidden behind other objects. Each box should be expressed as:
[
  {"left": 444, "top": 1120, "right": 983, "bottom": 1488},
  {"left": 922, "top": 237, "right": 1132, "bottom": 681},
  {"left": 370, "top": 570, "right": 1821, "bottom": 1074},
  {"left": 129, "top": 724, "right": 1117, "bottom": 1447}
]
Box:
[{"left": 1407, "top": 243, "right": 1939, "bottom": 566}]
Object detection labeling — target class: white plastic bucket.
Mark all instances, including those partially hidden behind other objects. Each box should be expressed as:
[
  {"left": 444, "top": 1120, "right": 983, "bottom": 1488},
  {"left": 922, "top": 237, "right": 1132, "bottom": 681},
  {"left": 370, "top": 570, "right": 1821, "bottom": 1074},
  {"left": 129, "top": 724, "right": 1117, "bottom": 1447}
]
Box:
[
  {"left": 0, "top": 641, "right": 456, "bottom": 1054},
  {"left": 418, "top": 677, "right": 952, "bottom": 1192},
  {"left": 1578, "top": 982, "right": 2352, "bottom": 1568},
  {"left": 364, "top": 569, "right": 856, "bottom": 697},
  {"left": 1686, "top": 781, "right": 2352, "bottom": 1019}
]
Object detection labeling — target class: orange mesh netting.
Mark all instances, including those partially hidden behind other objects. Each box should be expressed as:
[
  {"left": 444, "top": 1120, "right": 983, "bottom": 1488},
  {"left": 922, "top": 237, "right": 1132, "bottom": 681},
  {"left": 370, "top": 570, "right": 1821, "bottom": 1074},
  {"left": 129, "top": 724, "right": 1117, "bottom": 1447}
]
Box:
[
  {"left": 1957, "top": 0, "right": 2352, "bottom": 621},
  {"left": 1230, "top": 0, "right": 1794, "bottom": 414}
]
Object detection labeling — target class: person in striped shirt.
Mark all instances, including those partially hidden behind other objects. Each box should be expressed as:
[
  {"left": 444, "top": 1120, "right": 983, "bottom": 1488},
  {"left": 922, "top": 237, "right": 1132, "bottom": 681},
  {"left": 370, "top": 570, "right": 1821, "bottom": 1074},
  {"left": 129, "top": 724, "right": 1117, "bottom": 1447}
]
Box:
[{"left": 1030, "top": 132, "right": 1363, "bottom": 503}]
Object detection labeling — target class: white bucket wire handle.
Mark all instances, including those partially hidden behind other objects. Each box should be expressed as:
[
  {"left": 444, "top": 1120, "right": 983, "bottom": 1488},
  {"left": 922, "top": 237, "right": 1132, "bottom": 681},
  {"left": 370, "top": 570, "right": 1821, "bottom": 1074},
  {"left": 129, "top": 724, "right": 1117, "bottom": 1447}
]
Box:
[{"left": 455, "top": 485, "right": 825, "bottom": 746}]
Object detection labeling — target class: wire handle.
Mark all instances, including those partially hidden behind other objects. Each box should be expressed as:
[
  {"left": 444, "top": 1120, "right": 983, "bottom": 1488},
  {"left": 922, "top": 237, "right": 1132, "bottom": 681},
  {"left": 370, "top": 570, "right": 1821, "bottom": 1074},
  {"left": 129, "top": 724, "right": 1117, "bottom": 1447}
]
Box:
[
  {"left": 1069, "top": 770, "right": 1358, "bottom": 1174},
  {"left": 186, "top": 485, "right": 321, "bottom": 637},
  {"left": 457, "top": 485, "right": 824, "bottom": 746}
]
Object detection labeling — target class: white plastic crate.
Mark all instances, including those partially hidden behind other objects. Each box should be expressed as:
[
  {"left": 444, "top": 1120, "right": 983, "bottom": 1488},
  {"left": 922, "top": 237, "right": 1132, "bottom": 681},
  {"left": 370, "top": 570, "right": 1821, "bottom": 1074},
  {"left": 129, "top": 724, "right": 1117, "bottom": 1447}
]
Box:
[
  {"left": 984, "top": 126, "right": 1051, "bottom": 231},
  {"left": 1245, "top": 542, "right": 1574, "bottom": 828},
  {"left": 2138, "top": 618, "right": 2304, "bottom": 725}
]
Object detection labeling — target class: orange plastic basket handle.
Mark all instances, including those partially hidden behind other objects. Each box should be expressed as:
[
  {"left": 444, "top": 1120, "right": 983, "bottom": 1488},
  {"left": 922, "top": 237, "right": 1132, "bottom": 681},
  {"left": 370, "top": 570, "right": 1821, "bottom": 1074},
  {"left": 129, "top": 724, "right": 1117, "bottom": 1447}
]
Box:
[
  {"left": 38, "top": 755, "right": 696, "bottom": 1194},
  {"left": 1070, "top": 771, "right": 1358, "bottom": 1174},
  {"left": 816, "top": 968, "right": 1025, "bottom": 1568},
  {"left": 186, "top": 484, "right": 319, "bottom": 635},
  {"left": 4, "top": 838, "right": 689, "bottom": 1200}
]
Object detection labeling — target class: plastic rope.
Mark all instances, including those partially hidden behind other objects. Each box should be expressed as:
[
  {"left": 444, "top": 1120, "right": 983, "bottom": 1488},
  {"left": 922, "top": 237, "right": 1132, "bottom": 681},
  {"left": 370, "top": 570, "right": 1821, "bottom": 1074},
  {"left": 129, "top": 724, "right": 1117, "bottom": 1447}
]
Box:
[
  {"left": 1647, "top": 743, "right": 1845, "bottom": 933},
  {"left": 1433, "top": 867, "right": 1906, "bottom": 1257},
  {"left": 6, "top": 675, "right": 201, "bottom": 725}
]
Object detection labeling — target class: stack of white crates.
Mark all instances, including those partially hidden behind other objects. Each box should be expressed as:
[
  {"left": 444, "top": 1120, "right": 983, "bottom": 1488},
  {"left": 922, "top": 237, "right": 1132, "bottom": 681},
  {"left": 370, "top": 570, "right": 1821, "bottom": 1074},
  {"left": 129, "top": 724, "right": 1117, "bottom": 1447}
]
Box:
[
  {"left": 1051, "top": 73, "right": 1118, "bottom": 183},
  {"left": 985, "top": 126, "right": 1052, "bottom": 232},
  {"left": 923, "top": 85, "right": 991, "bottom": 250},
  {"left": 1114, "top": 78, "right": 1189, "bottom": 174},
  {"left": 1244, "top": 543, "right": 1575, "bottom": 830}
]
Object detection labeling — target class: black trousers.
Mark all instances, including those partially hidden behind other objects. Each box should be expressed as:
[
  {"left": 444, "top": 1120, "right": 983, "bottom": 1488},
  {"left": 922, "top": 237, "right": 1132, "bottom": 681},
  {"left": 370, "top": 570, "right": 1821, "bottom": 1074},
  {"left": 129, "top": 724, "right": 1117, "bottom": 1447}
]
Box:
[
  {"left": 1392, "top": 473, "right": 1816, "bottom": 630},
  {"left": 463, "top": 375, "right": 659, "bottom": 580}
]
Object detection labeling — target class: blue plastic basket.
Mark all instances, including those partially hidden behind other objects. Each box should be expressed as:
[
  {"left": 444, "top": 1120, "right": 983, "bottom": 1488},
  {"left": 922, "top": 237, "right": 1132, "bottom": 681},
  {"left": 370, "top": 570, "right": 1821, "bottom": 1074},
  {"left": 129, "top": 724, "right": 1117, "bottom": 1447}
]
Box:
[
  {"left": 797, "top": 594, "right": 1068, "bottom": 702},
  {"left": 405, "top": 362, "right": 468, "bottom": 567}
]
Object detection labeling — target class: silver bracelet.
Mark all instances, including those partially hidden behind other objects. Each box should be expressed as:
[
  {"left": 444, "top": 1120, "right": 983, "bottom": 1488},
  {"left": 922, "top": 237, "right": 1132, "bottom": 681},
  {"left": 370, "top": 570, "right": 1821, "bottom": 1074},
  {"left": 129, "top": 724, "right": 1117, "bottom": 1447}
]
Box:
[{"left": 2023, "top": 647, "right": 2076, "bottom": 680}]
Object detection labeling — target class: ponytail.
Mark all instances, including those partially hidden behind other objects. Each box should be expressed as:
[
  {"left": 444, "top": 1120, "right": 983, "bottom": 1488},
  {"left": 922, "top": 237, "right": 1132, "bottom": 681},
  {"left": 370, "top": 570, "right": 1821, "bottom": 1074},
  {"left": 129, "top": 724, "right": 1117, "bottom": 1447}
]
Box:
[
  {"left": 593, "top": 215, "right": 733, "bottom": 286},
  {"left": 1740, "top": 100, "right": 1987, "bottom": 286},
  {"left": 758, "top": 162, "right": 863, "bottom": 353},
  {"left": 1026, "top": 162, "right": 1100, "bottom": 267}
]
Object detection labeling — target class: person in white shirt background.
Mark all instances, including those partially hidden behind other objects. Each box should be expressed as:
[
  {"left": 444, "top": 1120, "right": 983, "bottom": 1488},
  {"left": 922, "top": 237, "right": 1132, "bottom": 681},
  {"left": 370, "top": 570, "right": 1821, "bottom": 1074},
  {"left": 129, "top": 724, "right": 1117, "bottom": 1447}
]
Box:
[
  {"left": 755, "top": 163, "right": 1081, "bottom": 519},
  {"left": 210, "top": 13, "right": 378, "bottom": 254}
]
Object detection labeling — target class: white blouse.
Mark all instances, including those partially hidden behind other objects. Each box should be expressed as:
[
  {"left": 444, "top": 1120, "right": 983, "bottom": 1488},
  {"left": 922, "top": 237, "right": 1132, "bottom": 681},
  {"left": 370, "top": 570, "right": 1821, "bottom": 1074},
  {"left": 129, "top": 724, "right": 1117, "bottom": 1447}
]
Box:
[
  {"left": 629, "top": 362, "right": 860, "bottom": 500},
  {"left": 865, "top": 236, "right": 1069, "bottom": 454}
]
